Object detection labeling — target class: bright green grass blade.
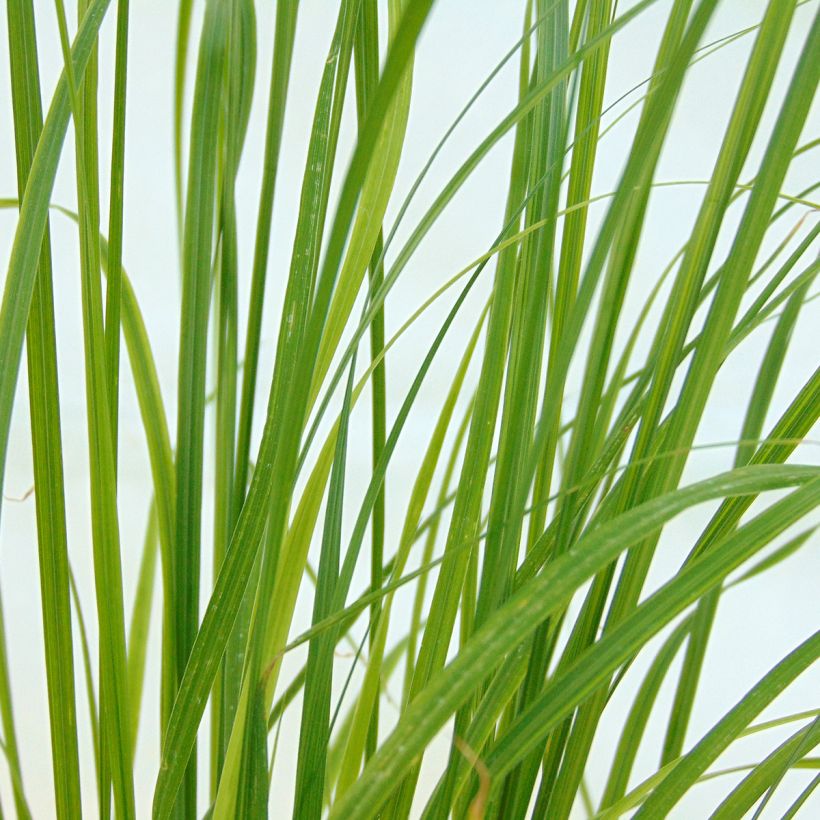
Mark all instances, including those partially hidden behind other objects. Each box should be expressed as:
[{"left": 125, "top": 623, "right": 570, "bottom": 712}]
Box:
[
  {"left": 0, "top": 7, "right": 109, "bottom": 811},
  {"left": 104, "top": 0, "right": 129, "bottom": 455},
  {"left": 334, "top": 306, "right": 486, "bottom": 797},
  {"left": 470, "top": 6, "right": 571, "bottom": 814},
  {"left": 0, "top": 0, "right": 110, "bottom": 558},
  {"left": 480, "top": 480, "right": 819, "bottom": 796},
  {"left": 91, "top": 219, "right": 179, "bottom": 734},
  {"left": 48, "top": 203, "right": 178, "bottom": 735},
  {"left": 425, "top": 641, "right": 529, "bottom": 818},
  {"left": 172, "top": 0, "right": 230, "bottom": 810},
  {"left": 0, "top": 191, "right": 175, "bottom": 817},
  {"left": 5, "top": 0, "right": 81, "bottom": 816},
  {"left": 661, "top": 275, "right": 814, "bottom": 769},
  {"left": 685, "top": 364, "right": 820, "bottom": 569},
  {"left": 227, "top": 16, "right": 299, "bottom": 762},
  {"left": 53, "top": 0, "right": 135, "bottom": 813},
  {"left": 354, "top": 0, "right": 388, "bottom": 765},
  {"left": 737, "top": 283, "right": 812, "bottom": 470},
  {"left": 325, "top": 628, "right": 419, "bottom": 800},
  {"left": 597, "top": 617, "right": 693, "bottom": 809},
  {"left": 328, "top": 467, "right": 818, "bottom": 818},
  {"left": 440, "top": 453, "right": 814, "bottom": 814},
  {"left": 311, "top": 0, "right": 412, "bottom": 398},
  {"left": 291, "top": 3, "right": 765, "bottom": 542},
  {"left": 526, "top": 0, "right": 612, "bottom": 568},
  {"left": 289, "top": 268, "right": 489, "bottom": 808},
  {"left": 609, "top": 0, "right": 809, "bottom": 629},
  {"left": 499, "top": 0, "right": 719, "bottom": 623},
  {"left": 730, "top": 527, "right": 816, "bottom": 587},
  {"left": 269, "top": 619, "right": 416, "bottom": 745},
  {"left": 539, "top": 0, "right": 709, "bottom": 706},
  {"left": 217, "top": 682, "right": 266, "bottom": 820},
  {"left": 307, "top": 177, "right": 810, "bottom": 638},
  {"left": 306, "top": 0, "right": 664, "bottom": 464},
  {"left": 213, "top": 2, "right": 360, "bottom": 813},
  {"left": 260, "top": 244, "right": 486, "bottom": 817},
  {"left": 115, "top": 270, "right": 177, "bottom": 737},
  {"left": 293, "top": 351, "right": 357, "bottom": 820},
  {"left": 152, "top": 5, "right": 434, "bottom": 816},
  {"left": 387, "top": 12, "right": 543, "bottom": 806},
  {"left": 710, "top": 717, "right": 820, "bottom": 820},
  {"left": 481, "top": 3, "right": 720, "bottom": 809},
  {"left": 410, "top": 478, "right": 820, "bottom": 812},
  {"left": 480, "top": 192, "right": 812, "bottom": 764},
  {"left": 663, "top": 0, "right": 817, "bottom": 481},
  {"left": 544, "top": 7, "right": 816, "bottom": 809},
  {"left": 546, "top": 356, "right": 818, "bottom": 811},
  {"left": 13, "top": 213, "right": 171, "bottom": 814},
  {"left": 634, "top": 634, "right": 820, "bottom": 818},
  {"left": 0, "top": 3, "right": 799, "bottom": 818},
  {"left": 211, "top": 0, "right": 255, "bottom": 790},
  {"left": 233, "top": 0, "right": 298, "bottom": 512},
  {"left": 269, "top": 428, "right": 815, "bottom": 664},
  {"left": 550, "top": 0, "right": 697, "bottom": 557},
  {"left": 403, "top": 392, "right": 474, "bottom": 703},
  {"left": 0, "top": 740, "right": 27, "bottom": 819},
  {"left": 173, "top": 0, "right": 194, "bottom": 235},
  {"left": 576, "top": 0, "right": 808, "bottom": 684},
  {"left": 658, "top": 587, "right": 719, "bottom": 770},
  {"left": 475, "top": 0, "right": 569, "bottom": 631},
  {"left": 595, "top": 735, "right": 818, "bottom": 820}
]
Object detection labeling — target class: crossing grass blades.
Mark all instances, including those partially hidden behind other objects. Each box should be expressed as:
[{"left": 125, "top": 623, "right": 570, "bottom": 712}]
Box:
[{"left": 0, "top": 0, "right": 819, "bottom": 817}]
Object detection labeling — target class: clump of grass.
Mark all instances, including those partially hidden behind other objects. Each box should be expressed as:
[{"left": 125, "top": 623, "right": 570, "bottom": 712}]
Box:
[{"left": 0, "top": 0, "right": 818, "bottom": 818}]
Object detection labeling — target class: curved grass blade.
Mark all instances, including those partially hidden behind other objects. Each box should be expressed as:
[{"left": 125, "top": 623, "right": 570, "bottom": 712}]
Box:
[
  {"left": 328, "top": 468, "right": 818, "bottom": 818},
  {"left": 0, "top": 186, "right": 176, "bottom": 804},
  {"left": 334, "top": 307, "right": 486, "bottom": 797},
  {"left": 598, "top": 617, "right": 692, "bottom": 809},
  {"left": 634, "top": 634, "right": 820, "bottom": 818},
  {"left": 545, "top": 8, "right": 819, "bottom": 809},
  {"left": 710, "top": 717, "right": 820, "bottom": 820},
  {"left": 661, "top": 276, "right": 814, "bottom": 768},
  {"left": 481, "top": 481, "right": 819, "bottom": 792}
]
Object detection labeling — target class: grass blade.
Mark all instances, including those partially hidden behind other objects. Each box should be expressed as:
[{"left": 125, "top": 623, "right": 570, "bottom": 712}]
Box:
[
  {"left": 5, "top": 0, "right": 81, "bottom": 815},
  {"left": 635, "top": 635, "right": 820, "bottom": 817}
]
